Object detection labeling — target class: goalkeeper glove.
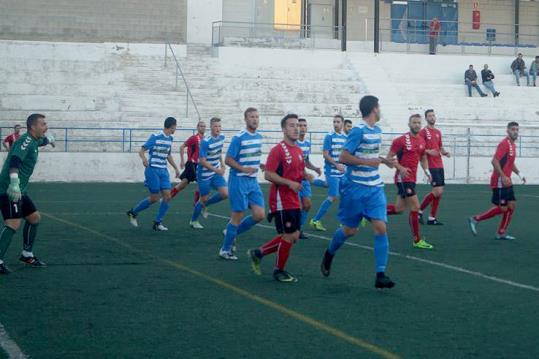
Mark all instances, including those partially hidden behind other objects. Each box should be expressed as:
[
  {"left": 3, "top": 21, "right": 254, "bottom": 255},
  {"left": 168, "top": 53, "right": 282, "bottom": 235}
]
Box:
[
  {"left": 46, "top": 134, "right": 56, "bottom": 148},
  {"left": 7, "top": 174, "right": 21, "bottom": 202}
]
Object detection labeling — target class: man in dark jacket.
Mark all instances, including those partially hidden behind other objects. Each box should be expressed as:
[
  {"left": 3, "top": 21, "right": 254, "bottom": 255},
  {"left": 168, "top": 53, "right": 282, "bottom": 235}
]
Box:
[
  {"left": 511, "top": 53, "right": 530, "bottom": 86},
  {"left": 465, "top": 65, "right": 487, "bottom": 97},
  {"left": 481, "top": 64, "right": 500, "bottom": 97}
]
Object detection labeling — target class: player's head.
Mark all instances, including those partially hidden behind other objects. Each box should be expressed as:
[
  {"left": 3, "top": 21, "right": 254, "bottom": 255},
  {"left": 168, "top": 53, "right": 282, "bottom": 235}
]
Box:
[
  {"left": 196, "top": 120, "right": 206, "bottom": 135},
  {"left": 408, "top": 114, "right": 422, "bottom": 135},
  {"left": 298, "top": 118, "right": 307, "bottom": 138},
  {"left": 209, "top": 117, "right": 221, "bottom": 137},
  {"left": 359, "top": 95, "right": 380, "bottom": 122},
  {"left": 468, "top": 64, "right": 474, "bottom": 70},
  {"left": 507, "top": 121, "right": 519, "bottom": 141},
  {"left": 14, "top": 124, "right": 21, "bottom": 134},
  {"left": 333, "top": 114, "right": 344, "bottom": 133},
  {"left": 425, "top": 109, "right": 436, "bottom": 126},
  {"left": 244, "top": 107, "right": 259, "bottom": 131},
  {"left": 26, "top": 113, "right": 47, "bottom": 138},
  {"left": 344, "top": 119, "right": 353, "bottom": 135},
  {"left": 163, "top": 116, "right": 177, "bottom": 134},
  {"left": 281, "top": 113, "right": 299, "bottom": 142},
  {"left": 517, "top": 53, "right": 523, "bottom": 59}
]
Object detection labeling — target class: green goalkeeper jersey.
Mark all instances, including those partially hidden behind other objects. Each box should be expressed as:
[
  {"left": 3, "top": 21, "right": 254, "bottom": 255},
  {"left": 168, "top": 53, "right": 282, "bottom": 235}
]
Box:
[{"left": 0, "top": 133, "right": 42, "bottom": 194}]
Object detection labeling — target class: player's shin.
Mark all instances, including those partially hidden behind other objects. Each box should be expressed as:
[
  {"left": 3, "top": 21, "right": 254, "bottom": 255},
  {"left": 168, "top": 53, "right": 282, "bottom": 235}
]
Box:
[
  {"left": 431, "top": 195, "right": 442, "bottom": 218},
  {"left": 0, "top": 226, "right": 16, "bottom": 261},
  {"left": 22, "top": 222, "right": 39, "bottom": 254},
  {"left": 275, "top": 238, "right": 293, "bottom": 271},
  {"left": 420, "top": 192, "right": 435, "bottom": 211},
  {"left": 497, "top": 208, "right": 514, "bottom": 235},
  {"left": 328, "top": 228, "right": 349, "bottom": 255},
  {"left": 409, "top": 211, "right": 421, "bottom": 242},
  {"left": 474, "top": 206, "right": 503, "bottom": 222},
  {"left": 260, "top": 235, "right": 282, "bottom": 256},
  {"left": 374, "top": 233, "right": 389, "bottom": 274}
]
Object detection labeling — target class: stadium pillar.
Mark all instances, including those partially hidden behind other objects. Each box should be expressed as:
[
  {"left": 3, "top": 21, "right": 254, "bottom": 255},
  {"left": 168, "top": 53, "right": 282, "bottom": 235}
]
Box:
[
  {"left": 374, "top": 0, "right": 380, "bottom": 53},
  {"left": 514, "top": 0, "right": 520, "bottom": 46},
  {"left": 341, "top": 0, "right": 347, "bottom": 51}
]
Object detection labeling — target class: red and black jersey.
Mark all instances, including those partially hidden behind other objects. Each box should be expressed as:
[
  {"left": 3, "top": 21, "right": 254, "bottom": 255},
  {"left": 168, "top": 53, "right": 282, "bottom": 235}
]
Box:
[
  {"left": 390, "top": 132, "right": 426, "bottom": 183},
  {"left": 490, "top": 137, "right": 517, "bottom": 189},
  {"left": 419, "top": 127, "right": 444, "bottom": 169},
  {"left": 265, "top": 141, "right": 305, "bottom": 212},
  {"left": 184, "top": 133, "right": 203, "bottom": 163}
]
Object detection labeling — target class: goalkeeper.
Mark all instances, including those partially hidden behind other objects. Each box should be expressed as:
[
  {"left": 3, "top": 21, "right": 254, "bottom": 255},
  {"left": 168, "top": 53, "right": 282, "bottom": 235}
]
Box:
[{"left": 0, "top": 114, "right": 55, "bottom": 274}]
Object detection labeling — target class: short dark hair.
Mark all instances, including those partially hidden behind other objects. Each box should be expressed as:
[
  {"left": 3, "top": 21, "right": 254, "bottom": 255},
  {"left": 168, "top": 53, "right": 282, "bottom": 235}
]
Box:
[
  {"left": 26, "top": 113, "right": 45, "bottom": 130},
  {"left": 535, "top": 55, "right": 539, "bottom": 59},
  {"left": 210, "top": 117, "right": 221, "bottom": 124},
  {"left": 507, "top": 121, "right": 519, "bottom": 128},
  {"left": 244, "top": 107, "right": 258, "bottom": 119},
  {"left": 344, "top": 119, "right": 352, "bottom": 126},
  {"left": 409, "top": 114, "right": 422, "bottom": 121},
  {"left": 333, "top": 114, "right": 344, "bottom": 122},
  {"left": 281, "top": 113, "right": 298, "bottom": 128},
  {"left": 359, "top": 95, "right": 379, "bottom": 117},
  {"left": 425, "top": 109, "right": 434, "bottom": 117},
  {"left": 164, "top": 117, "right": 177, "bottom": 129},
  {"left": 14, "top": 124, "right": 21, "bottom": 129},
  {"left": 298, "top": 118, "right": 307, "bottom": 123}
]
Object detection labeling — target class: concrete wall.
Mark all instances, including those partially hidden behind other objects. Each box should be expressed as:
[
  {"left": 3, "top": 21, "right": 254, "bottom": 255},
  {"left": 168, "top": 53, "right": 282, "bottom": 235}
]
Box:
[
  {"left": 187, "top": 0, "right": 223, "bottom": 44},
  {"left": 0, "top": 0, "right": 187, "bottom": 43}
]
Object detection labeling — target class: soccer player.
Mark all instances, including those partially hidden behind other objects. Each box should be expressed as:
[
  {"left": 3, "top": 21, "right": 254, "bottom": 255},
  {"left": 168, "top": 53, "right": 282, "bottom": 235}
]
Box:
[
  {"left": 309, "top": 115, "right": 347, "bottom": 231},
  {"left": 219, "top": 108, "right": 265, "bottom": 260},
  {"left": 189, "top": 117, "right": 228, "bottom": 229},
  {"left": 170, "top": 121, "right": 206, "bottom": 201},
  {"left": 248, "top": 114, "right": 305, "bottom": 283},
  {"left": 320, "top": 96, "right": 395, "bottom": 289},
  {"left": 419, "top": 109, "right": 450, "bottom": 225},
  {"left": 469, "top": 122, "right": 525, "bottom": 240},
  {"left": 127, "top": 117, "right": 180, "bottom": 231},
  {"left": 386, "top": 114, "right": 434, "bottom": 249},
  {"left": 0, "top": 114, "right": 55, "bottom": 274},
  {"left": 344, "top": 119, "right": 353, "bottom": 135},
  {"left": 3, "top": 124, "right": 22, "bottom": 151},
  {"left": 296, "top": 118, "right": 321, "bottom": 239}
]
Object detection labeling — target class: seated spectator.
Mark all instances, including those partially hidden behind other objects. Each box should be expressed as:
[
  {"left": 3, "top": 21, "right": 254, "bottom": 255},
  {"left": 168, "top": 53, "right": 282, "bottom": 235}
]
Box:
[
  {"left": 511, "top": 53, "right": 530, "bottom": 86},
  {"left": 464, "top": 65, "right": 487, "bottom": 97},
  {"left": 530, "top": 56, "right": 539, "bottom": 87},
  {"left": 481, "top": 64, "right": 500, "bottom": 97}
]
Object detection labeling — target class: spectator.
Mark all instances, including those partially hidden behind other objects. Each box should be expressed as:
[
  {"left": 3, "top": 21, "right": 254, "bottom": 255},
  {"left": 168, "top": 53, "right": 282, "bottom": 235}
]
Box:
[
  {"left": 464, "top": 65, "right": 487, "bottom": 97},
  {"left": 530, "top": 56, "right": 539, "bottom": 87},
  {"left": 429, "top": 17, "right": 441, "bottom": 55},
  {"left": 511, "top": 53, "right": 530, "bottom": 86},
  {"left": 481, "top": 64, "right": 500, "bottom": 97},
  {"left": 2, "top": 124, "right": 21, "bottom": 151}
]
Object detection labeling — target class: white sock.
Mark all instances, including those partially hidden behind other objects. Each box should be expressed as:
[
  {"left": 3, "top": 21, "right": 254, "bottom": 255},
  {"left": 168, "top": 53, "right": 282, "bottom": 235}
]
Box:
[{"left": 22, "top": 250, "right": 34, "bottom": 258}]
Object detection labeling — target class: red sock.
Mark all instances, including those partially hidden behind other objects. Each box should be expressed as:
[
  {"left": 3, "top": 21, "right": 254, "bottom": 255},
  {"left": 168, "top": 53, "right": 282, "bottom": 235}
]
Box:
[
  {"left": 420, "top": 193, "right": 435, "bottom": 211},
  {"left": 430, "top": 195, "right": 441, "bottom": 218},
  {"left": 409, "top": 211, "right": 421, "bottom": 243},
  {"left": 276, "top": 239, "right": 293, "bottom": 271},
  {"left": 170, "top": 187, "right": 179, "bottom": 198},
  {"left": 387, "top": 204, "right": 397, "bottom": 215},
  {"left": 474, "top": 206, "right": 503, "bottom": 222},
  {"left": 497, "top": 209, "right": 514, "bottom": 235},
  {"left": 193, "top": 191, "right": 200, "bottom": 206},
  {"left": 260, "top": 235, "right": 281, "bottom": 256}
]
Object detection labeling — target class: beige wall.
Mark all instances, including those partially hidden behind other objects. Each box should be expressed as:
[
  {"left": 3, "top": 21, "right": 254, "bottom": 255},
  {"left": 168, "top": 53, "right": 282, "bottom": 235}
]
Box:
[
  {"left": 0, "top": 0, "right": 187, "bottom": 43},
  {"left": 347, "top": 0, "right": 390, "bottom": 41}
]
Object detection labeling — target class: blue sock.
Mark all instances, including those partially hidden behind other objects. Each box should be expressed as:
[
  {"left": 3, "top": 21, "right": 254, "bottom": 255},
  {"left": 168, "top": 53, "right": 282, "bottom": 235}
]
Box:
[
  {"left": 300, "top": 210, "right": 309, "bottom": 227},
  {"left": 222, "top": 223, "right": 238, "bottom": 252},
  {"left": 154, "top": 200, "right": 170, "bottom": 223},
  {"left": 328, "top": 228, "right": 349, "bottom": 255},
  {"left": 313, "top": 199, "right": 333, "bottom": 221},
  {"left": 191, "top": 202, "right": 203, "bottom": 222},
  {"left": 312, "top": 179, "right": 326, "bottom": 188},
  {"left": 237, "top": 215, "right": 257, "bottom": 235},
  {"left": 132, "top": 197, "right": 152, "bottom": 215},
  {"left": 206, "top": 193, "right": 223, "bottom": 206},
  {"left": 374, "top": 233, "right": 389, "bottom": 273}
]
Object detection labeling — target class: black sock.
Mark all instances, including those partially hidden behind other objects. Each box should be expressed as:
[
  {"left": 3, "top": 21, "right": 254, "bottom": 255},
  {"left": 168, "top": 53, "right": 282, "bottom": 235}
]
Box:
[
  {"left": 0, "top": 226, "right": 17, "bottom": 260},
  {"left": 23, "top": 222, "right": 39, "bottom": 253}
]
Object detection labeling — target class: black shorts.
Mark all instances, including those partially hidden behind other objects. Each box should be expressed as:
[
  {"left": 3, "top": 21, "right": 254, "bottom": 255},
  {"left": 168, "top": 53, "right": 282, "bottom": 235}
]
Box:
[
  {"left": 430, "top": 168, "right": 445, "bottom": 187},
  {"left": 0, "top": 194, "right": 37, "bottom": 220},
  {"left": 180, "top": 162, "right": 197, "bottom": 183},
  {"left": 491, "top": 187, "right": 516, "bottom": 206},
  {"left": 271, "top": 209, "right": 301, "bottom": 234},
  {"left": 396, "top": 182, "right": 417, "bottom": 198}
]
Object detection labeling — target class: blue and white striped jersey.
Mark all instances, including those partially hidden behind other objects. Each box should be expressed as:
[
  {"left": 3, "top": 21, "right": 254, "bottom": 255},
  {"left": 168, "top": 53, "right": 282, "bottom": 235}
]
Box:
[
  {"left": 323, "top": 131, "right": 347, "bottom": 177},
  {"left": 296, "top": 139, "right": 311, "bottom": 161},
  {"left": 226, "top": 130, "right": 263, "bottom": 178},
  {"left": 198, "top": 134, "right": 225, "bottom": 180},
  {"left": 143, "top": 131, "right": 173, "bottom": 169},
  {"left": 343, "top": 121, "right": 384, "bottom": 187}
]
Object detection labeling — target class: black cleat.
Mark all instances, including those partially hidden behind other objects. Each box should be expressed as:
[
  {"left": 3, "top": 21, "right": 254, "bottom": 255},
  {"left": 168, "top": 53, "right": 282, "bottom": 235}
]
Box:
[
  {"left": 418, "top": 212, "right": 424, "bottom": 225},
  {"left": 0, "top": 262, "right": 11, "bottom": 274},
  {"left": 299, "top": 231, "right": 309, "bottom": 240},
  {"left": 273, "top": 269, "right": 298, "bottom": 283},
  {"left": 320, "top": 249, "right": 334, "bottom": 277},
  {"left": 19, "top": 255, "right": 47, "bottom": 267},
  {"left": 427, "top": 218, "right": 444, "bottom": 226},
  {"left": 375, "top": 273, "right": 395, "bottom": 289}
]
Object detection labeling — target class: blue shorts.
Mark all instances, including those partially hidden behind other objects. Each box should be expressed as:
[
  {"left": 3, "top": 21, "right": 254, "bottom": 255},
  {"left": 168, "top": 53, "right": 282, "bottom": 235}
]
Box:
[
  {"left": 197, "top": 174, "right": 227, "bottom": 197},
  {"left": 338, "top": 181, "right": 387, "bottom": 228},
  {"left": 299, "top": 179, "right": 312, "bottom": 200},
  {"left": 144, "top": 167, "right": 171, "bottom": 194},
  {"left": 228, "top": 175, "right": 265, "bottom": 212},
  {"left": 326, "top": 174, "right": 345, "bottom": 198}
]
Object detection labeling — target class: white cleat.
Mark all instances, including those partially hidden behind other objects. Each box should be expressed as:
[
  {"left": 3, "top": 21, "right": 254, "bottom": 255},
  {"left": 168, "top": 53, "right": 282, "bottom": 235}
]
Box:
[
  {"left": 219, "top": 249, "right": 238, "bottom": 261},
  {"left": 127, "top": 211, "right": 138, "bottom": 227},
  {"left": 190, "top": 220, "right": 204, "bottom": 229},
  {"left": 202, "top": 207, "right": 209, "bottom": 219},
  {"left": 153, "top": 222, "right": 168, "bottom": 231}
]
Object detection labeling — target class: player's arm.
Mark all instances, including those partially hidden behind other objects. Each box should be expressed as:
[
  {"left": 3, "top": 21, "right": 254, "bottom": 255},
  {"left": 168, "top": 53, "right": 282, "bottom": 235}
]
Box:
[
  {"left": 323, "top": 135, "right": 345, "bottom": 173},
  {"left": 200, "top": 157, "right": 225, "bottom": 175},
  {"left": 491, "top": 144, "right": 511, "bottom": 186},
  {"left": 420, "top": 154, "right": 432, "bottom": 182},
  {"left": 386, "top": 149, "right": 410, "bottom": 177},
  {"left": 138, "top": 147, "right": 149, "bottom": 167},
  {"left": 225, "top": 136, "right": 257, "bottom": 175},
  {"left": 2, "top": 139, "right": 9, "bottom": 151},
  {"left": 305, "top": 157, "right": 322, "bottom": 176},
  {"left": 6, "top": 142, "right": 31, "bottom": 201},
  {"left": 512, "top": 163, "right": 526, "bottom": 184},
  {"left": 179, "top": 142, "right": 187, "bottom": 169},
  {"left": 167, "top": 153, "right": 181, "bottom": 178},
  {"left": 264, "top": 170, "right": 302, "bottom": 192}
]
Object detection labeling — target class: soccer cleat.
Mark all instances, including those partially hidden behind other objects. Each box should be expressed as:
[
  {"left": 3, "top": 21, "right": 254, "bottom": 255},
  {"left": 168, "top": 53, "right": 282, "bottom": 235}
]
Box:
[
  {"left": 247, "top": 249, "right": 262, "bottom": 275},
  {"left": 375, "top": 273, "right": 395, "bottom": 289},
  {"left": 273, "top": 269, "right": 298, "bottom": 283},
  {"left": 19, "top": 255, "right": 47, "bottom": 267},
  {"left": 427, "top": 218, "right": 444, "bottom": 226},
  {"left": 299, "top": 231, "right": 309, "bottom": 240},
  {"left": 219, "top": 249, "right": 238, "bottom": 261},
  {"left": 189, "top": 220, "right": 204, "bottom": 229},
  {"left": 468, "top": 217, "right": 478, "bottom": 236},
  {"left": 418, "top": 212, "right": 424, "bottom": 225},
  {"left": 495, "top": 234, "right": 516, "bottom": 240},
  {"left": 309, "top": 219, "right": 327, "bottom": 232},
  {"left": 0, "top": 262, "right": 11, "bottom": 274},
  {"left": 413, "top": 239, "right": 434, "bottom": 249},
  {"left": 153, "top": 222, "right": 168, "bottom": 231},
  {"left": 320, "top": 249, "right": 334, "bottom": 277},
  {"left": 201, "top": 207, "right": 209, "bottom": 219},
  {"left": 126, "top": 210, "right": 138, "bottom": 227}
]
